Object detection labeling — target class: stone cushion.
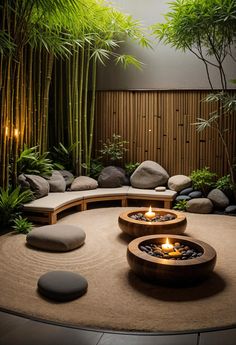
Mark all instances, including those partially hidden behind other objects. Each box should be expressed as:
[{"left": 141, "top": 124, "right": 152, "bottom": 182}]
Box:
[
  {"left": 26, "top": 224, "right": 86, "bottom": 252},
  {"left": 45, "top": 170, "right": 66, "bottom": 192},
  {"left": 71, "top": 176, "right": 98, "bottom": 191},
  {"left": 38, "top": 271, "right": 88, "bottom": 301},
  {"left": 130, "top": 160, "right": 169, "bottom": 189},
  {"left": 24, "top": 174, "right": 50, "bottom": 199}
]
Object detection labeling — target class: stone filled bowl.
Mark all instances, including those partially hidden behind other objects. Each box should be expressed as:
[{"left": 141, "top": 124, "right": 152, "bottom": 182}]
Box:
[
  {"left": 119, "top": 208, "right": 187, "bottom": 238},
  {"left": 127, "top": 234, "right": 217, "bottom": 284}
]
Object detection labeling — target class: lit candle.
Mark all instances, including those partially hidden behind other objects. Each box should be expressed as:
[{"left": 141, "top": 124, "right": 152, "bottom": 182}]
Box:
[
  {"left": 144, "top": 206, "right": 156, "bottom": 221},
  {"left": 161, "top": 238, "right": 174, "bottom": 253},
  {"left": 5, "top": 126, "right": 9, "bottom": 137}
]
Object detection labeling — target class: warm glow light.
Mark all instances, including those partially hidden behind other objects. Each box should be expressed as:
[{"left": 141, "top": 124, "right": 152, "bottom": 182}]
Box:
[
  {"left": 5, "top": 127, "right": 9, "bottom": 137},
  {"left": 14, "top": 128, "right": 19, "bottom": 138},
  {"left": 144, "top": 206, "right": 156, "bottom": 221},
  {"left": 161, "top": 238, "right": 174, "bottom": 253}
]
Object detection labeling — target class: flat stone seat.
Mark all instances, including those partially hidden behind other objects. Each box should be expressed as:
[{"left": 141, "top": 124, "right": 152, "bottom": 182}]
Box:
[
  {"left": 26, "top": 224, "right": 86, "bottom": 252},
  {"left": 38, "top": 271, "right": 88, "bottom": 301}
]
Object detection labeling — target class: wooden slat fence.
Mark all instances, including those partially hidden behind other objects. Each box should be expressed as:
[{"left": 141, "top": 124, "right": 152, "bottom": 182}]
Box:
[{"left": 94, "top": 90, "right": 236, "bottom": 177}]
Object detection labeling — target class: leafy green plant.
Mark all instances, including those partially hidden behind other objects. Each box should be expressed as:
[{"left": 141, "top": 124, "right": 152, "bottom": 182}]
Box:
[
  {"left": 12, "top": 215, "right": 33, "bottom": 234},
  {"left": 216, "top": 175, "right": 234, "bottom": 192},
  {"left": 50, "top": 142, "right": 79, "bottom": 172},
  {"left": 190, "top": 167, "right": 217, "bottom": 196},
  {"left": 82, "top": 159, "right": 104, "bottom": 179},
  {"left": 173, "top": 200, "right": 188, "bottom": 211},
  {"left": 0, "top": 186, "right": 33, "bottom": 229},
  {"left": 125, "top": 162, "right": 140, "bottom": 176},
  {"left": 17, "top": 145, "right": 53, "bottom": 177},
  {"left": 99, "top": 134, "right": 129, "bottom": 162}
]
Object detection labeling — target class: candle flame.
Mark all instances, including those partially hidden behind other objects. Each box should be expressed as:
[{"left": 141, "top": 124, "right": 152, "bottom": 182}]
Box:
[
  {"left": 149, "top": 206, "right": 152, "bottom": 212},
  {"left": 5, "top": 127, "right": 9, "bottom": 137},
  {"left": 166, "top": 238, "right": 169, "bottom": 245}
]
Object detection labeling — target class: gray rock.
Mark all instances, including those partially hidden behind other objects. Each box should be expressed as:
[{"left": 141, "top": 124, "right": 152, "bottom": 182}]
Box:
[
  {"left": 58, "top": 170, "right": 74, "bottom": 188},
  {"left": 189, "top": 191, "right": 202, "bottom": 199},
  {"left": 176, "top": 195, "right": 191, "bottom": 201},
  {"left": 187, "top": 198, "right": 213, "bottom": 214},
  {"left": 179, "top": 187, "right": 193, "bottom": 195},
  {"left": 207, "top": 188, "right": 229, "bottom": 209},
  {"left": 168, "top": 175, "right": 192, "bottom": 192},
  {"left": 130, "top": 160, "right": 169, "bottom": 189},
  {"left": 225, "top": 205, "right": 236, "bottom": 214},
  {"left": 45, "top": 170, "right": 66, "bottom": 192},
  {"left": 98, "top": 166, "right": 127, "bottom": 188}
]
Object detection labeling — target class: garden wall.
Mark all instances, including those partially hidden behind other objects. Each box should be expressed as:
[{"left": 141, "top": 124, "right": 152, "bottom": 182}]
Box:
[{"left": 94, "top": 90, "right": 236, "bottom": 177}]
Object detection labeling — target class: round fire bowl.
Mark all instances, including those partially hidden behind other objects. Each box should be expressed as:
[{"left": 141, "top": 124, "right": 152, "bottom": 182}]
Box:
[
  {"left": 119, "top": 208, "right": 187, "bottom": 238},
  {"left": 127, "top": 234, "right": 217, "bottom": 284}
]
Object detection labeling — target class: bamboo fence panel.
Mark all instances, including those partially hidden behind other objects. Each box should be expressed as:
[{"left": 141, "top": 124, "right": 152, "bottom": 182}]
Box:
[{"left": 94, "top": 90, "right": 236, "bottom": 177}]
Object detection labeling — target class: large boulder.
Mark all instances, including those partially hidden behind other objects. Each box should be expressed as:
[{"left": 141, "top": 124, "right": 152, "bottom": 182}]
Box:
[
  {"left": 98, "top": 166, "right": 127, "bottom": 188},
  {"left": 207, "top": 189, "right": 229, "bottom": 209},
  {"left": 130, "top": 160, "right": 169, "bottom": 189},
  {"left": 186, "top": 198, "right": 213, "bottom": 214},
  {"left": 168, "top": 175, "right": 192, "bottom": 192}
]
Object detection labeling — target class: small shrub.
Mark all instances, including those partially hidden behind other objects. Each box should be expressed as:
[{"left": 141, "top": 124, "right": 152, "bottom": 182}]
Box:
[
  {"left": 99, "top": 134, "right": 128, "bottom": 162},
  {"left": 216, "top": 175, "right": 234, "bottom": 191},
  {"left": 125, "top": 162, "right": 140, "bottom": 176},
  {"left": 82, "top": 159, "right": 104, "bottom": 179},
  {"left": 12, "top": 215, "right": 33, "bottom": 234},
  {"left": 190, "top": 167, "right": 217, "bottom": 196},
  {"left": 173, "top": 200, "right": 188, "bottom": 211}
]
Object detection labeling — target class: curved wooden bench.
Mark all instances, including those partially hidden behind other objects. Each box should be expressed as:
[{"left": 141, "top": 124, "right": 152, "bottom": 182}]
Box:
[{"left": 23, "top": 186, "right": 177, "bottom": 224}]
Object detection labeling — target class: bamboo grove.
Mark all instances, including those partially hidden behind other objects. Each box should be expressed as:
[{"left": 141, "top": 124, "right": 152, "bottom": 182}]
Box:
[{"left": 0, "top": 0, "right": 149, "bottom": 188}]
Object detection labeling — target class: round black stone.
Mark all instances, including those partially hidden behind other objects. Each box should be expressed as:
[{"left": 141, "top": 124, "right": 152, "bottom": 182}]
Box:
[{"left": 38, "top": 271, "right": 88, "bottom": 302}]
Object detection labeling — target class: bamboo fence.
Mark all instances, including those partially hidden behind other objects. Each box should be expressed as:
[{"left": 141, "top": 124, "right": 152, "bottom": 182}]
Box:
[{"left": 94, "top": 90, "right": 236, "bottom": 177}]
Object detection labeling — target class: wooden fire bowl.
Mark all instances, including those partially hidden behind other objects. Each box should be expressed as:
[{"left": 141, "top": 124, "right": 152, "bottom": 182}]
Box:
[
  {"left": 127, "top": 234, "right": 217, "bottom": 284},
  {"left": 119, "top": 208, "right": 187, "bottom": 238}
]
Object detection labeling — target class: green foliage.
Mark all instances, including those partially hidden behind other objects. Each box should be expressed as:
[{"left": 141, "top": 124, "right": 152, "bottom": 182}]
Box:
[
  {"left": 81, "top": 159, "right": 104, "bottom": 179},
  {"left": 12, "top": 215, "right": 33, "bottom": 234},
  {"left": 99, "top": 134, "right": 129, "bottom": 162},
  {"left": 50, "top": 142, "right": 79, "bottom": 172},
  {"left": 216, "top": 175, "right": 234, "bottom": 191},
  {"left": 0, "top": 187, "right": 33, "bottom": 229},
  {"left": 173, "top": 200, "right": 188, "bottom": 211},
  {"left": 17, "top": 145, "right": 54, "bottom": 177},
  {"left": 125, "top": 162, "right": 140, "bottom": 176},
  {"left": 190, "top": 167, "right": 217, "bottom": 196},
  {"left": 152, "top": 0, "right": 236, "bottom": 90}
]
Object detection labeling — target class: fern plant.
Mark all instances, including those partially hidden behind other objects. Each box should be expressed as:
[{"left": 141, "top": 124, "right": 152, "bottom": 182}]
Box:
[
  {"left": 173, "top": 200, "right": 188, "bottom": 211},
  {"left": 0, "top": 186, "right": 33, "bottom": 229}
]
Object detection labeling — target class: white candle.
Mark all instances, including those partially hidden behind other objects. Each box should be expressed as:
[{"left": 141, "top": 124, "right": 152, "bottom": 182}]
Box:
[
  {"left": 162, "top": 238, "right": 174, "bottom": 253},
  {"left": 144, "top": 206, "right": 156, "bottom": 221}
]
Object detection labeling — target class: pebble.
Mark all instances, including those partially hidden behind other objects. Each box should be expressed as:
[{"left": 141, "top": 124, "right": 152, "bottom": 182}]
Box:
[
  {"left": 155, "top": 186, "right": 166, "bottom": 192},
  {"left": 139, "top": 242, "right": 203, "bottom": 261},
  {"left": 130, "top": 212, "right": 175, "bottom": 222}
]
